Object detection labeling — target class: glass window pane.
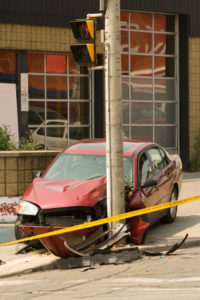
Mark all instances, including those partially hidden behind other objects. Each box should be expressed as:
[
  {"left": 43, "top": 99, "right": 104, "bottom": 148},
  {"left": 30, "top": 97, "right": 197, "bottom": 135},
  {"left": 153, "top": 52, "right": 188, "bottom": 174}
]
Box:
[
  {"left": 46, "top": 54, "right": 66, "bottom": 73},
  {"left": 69, "top": 53, "right": 80, "bottom": 74},
  {"left": 28, "top": 53, "right": 44, "bottom": 73},
  {"left": 154, "top": 34, "right": 175, "bottom": 55},
  {"left": 46, "top": 76, "right": 67, "bottom": 99},
  {"left": 37, "top": 127, "right": 45, "bottom": 136},
  {"left": 69, "top": 77, "right": 89, "bottom": 99},
  {"left": 123, "top": 126, "right": 130, "bottom": 139},
  {"left": 155, "top": 103, "right": 176, "bottom": 124},
  {"left": 32, "top": 124, "right": 68, "bottom": 150},
  {"left": 70, "top": 102, "right": 89, "bottom": 125},
  {"left": 69, "top": 127, "right": 89, "bottom": 142},
  {"left": 155, "top": 126, "right": 176, "bottom": 147},
  {"left": 123, "top": 102, "right": 130, "bottom": 124},
  {"left": 154, "top": 57, "right": 174, "bottom": 77},
  {"left": 130, "top": 12, "right": 152, "bottom": 31},
  {"left": 46, "top": 127, "right": 65, "bottom": 138},
  {"left": 122, "top": 77, "right": 130, "bottom": 99},
  {"left": 130, "top": 32, "right": 152, "bottom": 54},
  {"left": 28, "top": 102, "right": 44, "bottom": 125},
  {"left": 131, "top": 126, "right": 153, "bottom": 142},
  {"left": 131, "top": 103, "right": 153, "bottom": 124},
  {"left": 47, "top": 102, "right": 68, "bottom": 120},
  {"left": 131, "top": 78, "right": 153, "bottom": 100},
  {"left": 0, "top": 52, "right": 16, "bottom": 83},
  {"left": 120, "top": 11, "right": 129, "bottom": 29},
  {"left": 29, "top": 75, "right": 44, "bottom": 99},
  {"left": 121, "top": 54, "right": 129, "bottom": 74},
  {"left": 154, "top": 79, "right": 175, "bottom": 100},
  {"left": 154, "top": 15, "right": 175, "bottom": 33},
  {"left": 121, "top": 31, "right": 128, "bottom": 52},
  {"left": 131, "top": 55, "right": 152, "bottom": 76},
  {"left": 147, "top": 148, "right": 164, "bottom": 173}
]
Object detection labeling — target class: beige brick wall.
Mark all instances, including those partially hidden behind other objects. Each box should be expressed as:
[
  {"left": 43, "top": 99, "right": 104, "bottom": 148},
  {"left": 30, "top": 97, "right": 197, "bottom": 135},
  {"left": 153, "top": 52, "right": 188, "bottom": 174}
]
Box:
[
  {"left": 0, "top": 23, "right": 104, "bottom": 53},
  {"left": 0, "top": 151, "right": 59, "bottom": 197},
  {"left": 189, "top": 37, "right": 200, "bottom": 157}
]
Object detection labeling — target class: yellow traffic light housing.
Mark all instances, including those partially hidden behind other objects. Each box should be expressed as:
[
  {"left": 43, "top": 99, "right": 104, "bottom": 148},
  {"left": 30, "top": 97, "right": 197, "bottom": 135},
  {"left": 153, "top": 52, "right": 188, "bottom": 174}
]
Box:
[{"left": 70, "top": 19, "right": 96, "bottom": 65}]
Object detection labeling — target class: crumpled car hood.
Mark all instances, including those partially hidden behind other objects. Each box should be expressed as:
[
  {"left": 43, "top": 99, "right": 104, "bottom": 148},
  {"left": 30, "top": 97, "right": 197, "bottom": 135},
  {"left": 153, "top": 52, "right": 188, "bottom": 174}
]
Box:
[{"left": 21, "top": 176, "right": 107, "bottom": 210}]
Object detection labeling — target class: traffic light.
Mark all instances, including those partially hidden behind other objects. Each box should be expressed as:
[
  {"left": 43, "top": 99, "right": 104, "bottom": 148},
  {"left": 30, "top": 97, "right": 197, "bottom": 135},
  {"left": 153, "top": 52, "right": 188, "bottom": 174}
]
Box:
[{"left": 70, "top": 19, "right": 96, "bottom": 65}]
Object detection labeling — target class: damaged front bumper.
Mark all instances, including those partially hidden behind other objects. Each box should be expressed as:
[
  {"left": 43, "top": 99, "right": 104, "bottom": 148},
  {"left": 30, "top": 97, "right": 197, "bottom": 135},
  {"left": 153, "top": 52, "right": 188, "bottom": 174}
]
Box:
[
  {"left": 20, "top": 223, "right": 130, "bottom": 258},
  {"left": 20, "top": 224, "right": 100, "bottom": 258}
]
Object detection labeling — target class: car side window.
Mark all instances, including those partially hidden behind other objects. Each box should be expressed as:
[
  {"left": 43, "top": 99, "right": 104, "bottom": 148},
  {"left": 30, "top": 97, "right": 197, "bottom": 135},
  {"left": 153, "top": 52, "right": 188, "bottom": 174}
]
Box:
[
  {"left": 47, "top": 127, "right": 64, "bottom": 138},
  {"left": 139, "top": 152, "right": 153, "bottom": 186},
  {"left": 159, "top": 148, "right": 168, "bottom": 167},
  {"left": 147, "top": 147, "right": 165, "bottom": 175},
  {"left": 37, "top": 127, "right": 45, "bottom": 136}
]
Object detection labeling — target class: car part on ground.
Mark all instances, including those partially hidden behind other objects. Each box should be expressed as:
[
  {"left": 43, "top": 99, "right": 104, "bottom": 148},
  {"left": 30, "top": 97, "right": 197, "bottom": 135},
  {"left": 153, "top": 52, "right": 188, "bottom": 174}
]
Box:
[{"left": 143, "top": 233, "right": 189, "bottom": 256}]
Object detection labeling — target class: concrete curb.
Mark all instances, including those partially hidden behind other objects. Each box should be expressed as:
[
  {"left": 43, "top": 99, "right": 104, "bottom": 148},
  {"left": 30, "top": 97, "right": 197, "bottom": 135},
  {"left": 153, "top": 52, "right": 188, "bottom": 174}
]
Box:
[{"left": 1, "top": 237, "right": 200, "bottom": 278}]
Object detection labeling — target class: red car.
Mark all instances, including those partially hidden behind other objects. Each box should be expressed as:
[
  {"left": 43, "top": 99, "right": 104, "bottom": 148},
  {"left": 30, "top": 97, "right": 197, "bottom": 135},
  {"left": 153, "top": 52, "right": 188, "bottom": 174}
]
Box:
[{"left": 16, "top": 140, "right": 182, "bottom": 258}]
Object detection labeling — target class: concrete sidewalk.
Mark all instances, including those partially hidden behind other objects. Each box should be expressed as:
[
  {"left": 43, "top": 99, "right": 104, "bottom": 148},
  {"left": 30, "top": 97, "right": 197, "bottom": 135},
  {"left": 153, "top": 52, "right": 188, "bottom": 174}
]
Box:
[
  {"left": 183, "top": 171, "right": 200, "bottom": 181},
  {"left": 1, "top": 174, "right": 200, "bottom": 278}
]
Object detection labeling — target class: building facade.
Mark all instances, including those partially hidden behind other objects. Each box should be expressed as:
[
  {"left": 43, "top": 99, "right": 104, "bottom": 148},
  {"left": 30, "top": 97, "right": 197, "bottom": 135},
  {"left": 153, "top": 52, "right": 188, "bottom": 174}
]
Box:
[{"left": 0, "top": 0, "right": 199, "bottom": 168}]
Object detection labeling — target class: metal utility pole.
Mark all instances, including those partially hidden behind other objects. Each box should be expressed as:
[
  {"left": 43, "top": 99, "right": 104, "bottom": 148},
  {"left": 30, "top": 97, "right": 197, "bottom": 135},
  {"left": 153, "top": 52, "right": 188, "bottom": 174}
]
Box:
[{"left": 105, "top": 0, "right": 125, "bottom": 228}]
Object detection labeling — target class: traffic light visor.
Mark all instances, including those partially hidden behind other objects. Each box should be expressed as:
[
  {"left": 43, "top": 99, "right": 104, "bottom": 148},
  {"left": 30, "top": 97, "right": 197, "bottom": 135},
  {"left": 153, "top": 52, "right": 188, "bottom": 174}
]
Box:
[
  {"left": 70, "top": 44, "right": 95, "bottom": 65},
  {"left": 70, "top": 20, "right": 95, "bottom": 41}
]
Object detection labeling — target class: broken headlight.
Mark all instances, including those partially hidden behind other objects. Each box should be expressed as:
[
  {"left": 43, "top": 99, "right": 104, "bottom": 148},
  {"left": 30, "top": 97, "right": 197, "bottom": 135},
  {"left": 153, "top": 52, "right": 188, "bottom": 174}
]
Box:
[{"left": 17, "top": 200, "right": 39, "bottom": 216}]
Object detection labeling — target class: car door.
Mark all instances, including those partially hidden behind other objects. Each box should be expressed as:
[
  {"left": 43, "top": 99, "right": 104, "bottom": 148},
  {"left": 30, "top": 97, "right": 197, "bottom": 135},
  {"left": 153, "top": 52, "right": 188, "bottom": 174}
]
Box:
[
  {"left": 147, "top": 146, "right": 172, "bottom": 219},
  {"left": 138, "top": 150, "right": 160, "bottom": 224}
]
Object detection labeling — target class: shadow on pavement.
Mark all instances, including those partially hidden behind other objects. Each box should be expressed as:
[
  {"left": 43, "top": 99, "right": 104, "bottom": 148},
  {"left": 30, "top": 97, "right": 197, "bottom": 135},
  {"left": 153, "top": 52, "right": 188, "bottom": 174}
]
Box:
[{"left": 145, "top": 214, "right": 200, "bottom": 244}]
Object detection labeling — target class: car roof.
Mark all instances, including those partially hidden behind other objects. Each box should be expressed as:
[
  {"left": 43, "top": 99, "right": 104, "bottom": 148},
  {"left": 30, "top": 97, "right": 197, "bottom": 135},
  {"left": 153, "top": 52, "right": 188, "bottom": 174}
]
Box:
[{"left": 64, "top": 139, "right": 152, "bottom": 157}]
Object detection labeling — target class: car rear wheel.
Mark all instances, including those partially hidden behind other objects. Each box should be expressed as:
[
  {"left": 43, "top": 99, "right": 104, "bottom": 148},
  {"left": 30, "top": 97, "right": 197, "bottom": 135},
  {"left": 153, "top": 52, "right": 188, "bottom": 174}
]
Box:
[{"left": 161, "top": 188, "right": 178, "bottom": 224}]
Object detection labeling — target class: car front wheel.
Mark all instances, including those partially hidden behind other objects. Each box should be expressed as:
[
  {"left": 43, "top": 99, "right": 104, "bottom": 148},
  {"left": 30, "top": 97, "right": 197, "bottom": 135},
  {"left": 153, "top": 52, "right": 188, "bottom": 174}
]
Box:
[{"left": 161, "top": 188, "right": 178, "bottom": 224}]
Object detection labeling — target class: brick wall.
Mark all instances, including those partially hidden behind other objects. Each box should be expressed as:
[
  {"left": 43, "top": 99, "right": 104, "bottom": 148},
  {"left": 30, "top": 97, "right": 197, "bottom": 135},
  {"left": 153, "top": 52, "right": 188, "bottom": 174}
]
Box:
[
  {"left": 0, "top": 24, "right": 104, "bottom": 53},
  {"left": 189, "top": 37, "right": 200, "bottom": 158},
  {"left": 0, "top": 151, "right": 59, "bottom": 196}
]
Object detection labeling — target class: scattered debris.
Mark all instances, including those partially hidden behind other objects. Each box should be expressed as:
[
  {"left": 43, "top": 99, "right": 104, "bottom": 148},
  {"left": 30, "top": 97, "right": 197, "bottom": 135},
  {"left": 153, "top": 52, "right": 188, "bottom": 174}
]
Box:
[
  {"left": 0, "top": 259, "right": 5, "bottom": 265},
  {"left": 16, "top": 240, "right": 44, "bottom": 255},
  {"left": 165, "top": 234, "right": 188, "bottom": 255},
  {"left": 53, "top": 247, "right": 141, "bottom": 270},
  {"left": 143, "top": 234, "right": 189, "bottom": 256}
]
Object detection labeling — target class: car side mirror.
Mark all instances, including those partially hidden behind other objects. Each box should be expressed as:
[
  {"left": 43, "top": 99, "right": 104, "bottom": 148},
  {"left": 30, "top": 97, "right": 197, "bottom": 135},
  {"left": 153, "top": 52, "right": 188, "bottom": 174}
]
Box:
[
  {"left": 141, "top": 178, "right": 157, "bottom": 188},
  {"left": 34, "top": 170, "right": 42, "bottom": 178}
]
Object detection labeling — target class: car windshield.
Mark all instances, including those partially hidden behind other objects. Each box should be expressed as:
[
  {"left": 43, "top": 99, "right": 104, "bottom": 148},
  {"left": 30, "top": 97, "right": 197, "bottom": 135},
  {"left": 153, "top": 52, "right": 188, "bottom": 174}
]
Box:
[{"left": 43, "top": 154, "right": 133, "bottom": 185}]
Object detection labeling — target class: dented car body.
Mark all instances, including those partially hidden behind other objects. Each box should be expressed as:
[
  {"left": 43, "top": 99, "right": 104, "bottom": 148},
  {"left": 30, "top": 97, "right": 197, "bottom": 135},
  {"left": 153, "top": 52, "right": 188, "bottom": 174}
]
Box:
[{"left": 16, "top": 140, "right": 182, "bottom": 258}]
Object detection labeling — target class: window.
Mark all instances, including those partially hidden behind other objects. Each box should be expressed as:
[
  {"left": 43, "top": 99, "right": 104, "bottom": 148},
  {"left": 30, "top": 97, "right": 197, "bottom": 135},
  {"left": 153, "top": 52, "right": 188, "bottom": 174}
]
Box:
[
  {"left": 147, "top": 147, "right": 166, "bottom": 174},
  {"left": 121, "top": 12, "right": 178, "bottom": 152},
  {"left": 44, "top": 154, "right": 133, "bottom": 184},
  {"left": 37, "top": 127, "right": 45, "bottom": 136},
  {"left": 159, "top": 148, "right": 168, "bottom": 167},
  {"left": 139, "top": 152, "right": 153, "bottom": 185},
  {"left": 46, "top": 127, "right": 65, "bottom": 138},
  {"left": 27, "top": 53, "right": 91, "bottom": 149},
  {"left": 0, "top": 52, "right": 16, "bottom": 83}
]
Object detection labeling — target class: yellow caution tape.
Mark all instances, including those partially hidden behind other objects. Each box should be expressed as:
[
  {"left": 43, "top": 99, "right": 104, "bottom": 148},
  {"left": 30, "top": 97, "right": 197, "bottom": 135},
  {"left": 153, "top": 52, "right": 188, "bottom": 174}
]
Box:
[{"left": 0, "top": 194, "right": 200, "bottom": 247}]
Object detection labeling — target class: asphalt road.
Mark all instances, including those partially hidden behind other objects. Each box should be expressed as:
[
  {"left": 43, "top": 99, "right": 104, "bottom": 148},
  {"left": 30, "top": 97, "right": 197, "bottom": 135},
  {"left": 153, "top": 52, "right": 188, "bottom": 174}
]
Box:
[
  {"left": 0, "top": 224, "right": 15, "bottom": 243},
  {"left": 1, "top": 246, "right": 200, "bottom": 300}
]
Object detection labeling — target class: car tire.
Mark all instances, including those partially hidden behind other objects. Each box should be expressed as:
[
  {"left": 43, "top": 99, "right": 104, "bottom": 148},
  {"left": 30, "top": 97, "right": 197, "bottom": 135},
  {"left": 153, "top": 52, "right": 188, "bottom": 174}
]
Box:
[{"left": 161, "top": 188, "right": 178, "bottom": 224}]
